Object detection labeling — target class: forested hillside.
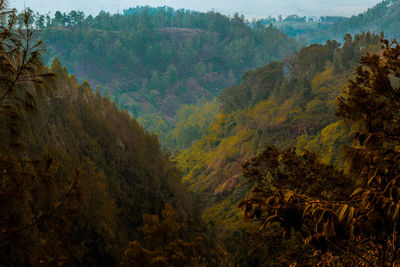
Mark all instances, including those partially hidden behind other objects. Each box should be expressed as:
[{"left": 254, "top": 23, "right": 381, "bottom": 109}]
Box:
[
  {"left": 0, "top": 8, "right": 225, "bottom": 265},
  {"left": 173, "top": 32, "right": 382, "bottom": 264},
  {"left": 6, "top": 0, "right": 400, "bottom": 265},
  {"left": 239, "top": 40, "right": 400, "bottom": 265},
  {"left": 268, "top": 0, "right": 400, "bottom": 43},
  {"left": 310, "top": 0, "right": 400, "bottom": 43},
  {"left": 28, "top": 7, "right": 299, "bottom": 144},
  {"left": 257, "top": 15, "right": 346, "bottom": 43}
]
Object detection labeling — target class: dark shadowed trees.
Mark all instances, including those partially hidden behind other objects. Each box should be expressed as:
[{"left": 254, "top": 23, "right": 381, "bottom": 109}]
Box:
[{"left": 240, "top": 40, "right": 400, "bottom": 266}]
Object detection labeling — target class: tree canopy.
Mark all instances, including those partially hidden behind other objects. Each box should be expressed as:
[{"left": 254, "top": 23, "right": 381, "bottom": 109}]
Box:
[{"left": 240, "top": 40, "right": 400, "bottom": 265}]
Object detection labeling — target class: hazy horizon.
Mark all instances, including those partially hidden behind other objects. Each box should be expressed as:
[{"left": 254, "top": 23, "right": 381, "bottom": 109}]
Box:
[{"left": 13, "top": 0, "right": 382, "bottom": 19}]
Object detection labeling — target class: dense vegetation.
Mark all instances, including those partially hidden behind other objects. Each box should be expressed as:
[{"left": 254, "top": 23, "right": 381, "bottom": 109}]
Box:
[
  {"left": 0, "top": 6, "right": 223, "bottom": 266},
  {"left": 267, "top": 0, "right": 400, "bottom": 44},
  {"left": 323, "top": 0, "right": 400, "bottom": 42},
  {"left": 257, "top": 15, "right": 346, "bottom": 44},
  {"left": 173, "top": 32, "right": 383, "bottom": 264},
  {"left": 240, "top": 40, "right": 400, "bottom": 265},
  {"left": 5, "top": 0, "right": 400, "bottom": 265},
  {"left": 25, "top": 7, "right": 299, "bottom": 145}
]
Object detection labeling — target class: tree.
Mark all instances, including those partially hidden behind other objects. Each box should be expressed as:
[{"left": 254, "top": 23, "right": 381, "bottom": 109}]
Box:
[
  {"left": 68, "top": 10, "right": 85, "bottom": 26},
  {"left": 239, "top": 146, "right": 353, "bottom": 265},
  {"left": 35, "top": 13, "right": 45, "bottom": 29},
  {"left": 0, "top": 6, "right": 53, "bottom": 137},
  {"left": 0, "top": 5, "right": 81, "bottom": 266},
  {"left": 121, "top": 204, "right": 206, "bottom": 267},
  {"left": 240, "top": 40, "right": 400, "bottom": 266},
  {"left": 164, "top": 64, "right": 178, "bottom": 85}
]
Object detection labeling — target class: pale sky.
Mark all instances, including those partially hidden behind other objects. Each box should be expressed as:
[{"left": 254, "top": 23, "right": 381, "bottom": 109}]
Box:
[{"left": 12, "top": 0, "right": 383, "bottom": 18}]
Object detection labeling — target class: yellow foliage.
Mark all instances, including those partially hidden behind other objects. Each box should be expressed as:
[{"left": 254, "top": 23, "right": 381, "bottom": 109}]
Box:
[
  {"left": 296, "top": 121, "right": 350, "bottom": 166},
  {"left": 312, "top": 67, "right": 334, "bottom": 94}
]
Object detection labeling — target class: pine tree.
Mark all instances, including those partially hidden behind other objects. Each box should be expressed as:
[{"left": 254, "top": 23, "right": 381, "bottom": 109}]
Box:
[{"left": 0, "top": 3, "right": 53, "bottom": 138}]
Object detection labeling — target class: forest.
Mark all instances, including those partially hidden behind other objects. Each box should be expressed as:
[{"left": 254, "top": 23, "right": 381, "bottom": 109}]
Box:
[
  {"left": 2, "top": 0, "right": 400, "bottom": 266},
  {"left": 261, "top": 0, "right": 400, "bottom": 44},
  {"left": 33, "top": 6, "right": 299, "bottom": 146}
]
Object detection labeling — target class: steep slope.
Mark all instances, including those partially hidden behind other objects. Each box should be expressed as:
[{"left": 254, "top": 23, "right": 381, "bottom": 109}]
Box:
[
  {"left": 1, "top": 57, "right": 198, "bottom": 266},
  {"left": 173, "top": 33, "right": 382, "bottom": 264},
  {"left": 31, "top": 7, "right": 299, "bottom": 144},
  {"left": 236, "top": 40, "right": 400, "bottom": 266}
]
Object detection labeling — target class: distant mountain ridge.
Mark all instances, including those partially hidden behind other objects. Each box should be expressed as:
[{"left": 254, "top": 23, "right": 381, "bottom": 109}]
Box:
[
  {"left": 35, "top": 6, "right": 298, "bottom": 146},
  {"left": 312, "top": 0, "right": 400, "bottom": 42},
  {"left": 264, "top": 0, "right": 399, "bottom": 43}
]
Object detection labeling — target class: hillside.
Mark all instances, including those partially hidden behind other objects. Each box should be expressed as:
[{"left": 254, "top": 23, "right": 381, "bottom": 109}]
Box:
[
  {"left": 173, "top": 33, "right": 382, "bottom": 264},
  {"left": 0, "top": 54, "right": 206, "bottom": 265},
  {"left": 257, "top": 15, "right": 346, "bottom": 43},
  {"left": 327, "top": 0, "right": 400, "bottom": 40},
  {"left": 6, "top": 1, "right": 400, "bottom": 265},
  {"left": 270, "top": 0, "right": 400, "bottom": 43},
  {"left": 31, "top": 7, "right": 299, "bottom": 145}
]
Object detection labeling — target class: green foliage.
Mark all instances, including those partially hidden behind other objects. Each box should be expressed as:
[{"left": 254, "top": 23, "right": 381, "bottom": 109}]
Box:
[
  {"left": 326, "top": 0, "right": 400, "bottom": 42},
  {"left": 33, "top": 7, "right": 299, "bottom": 145},
  {"left": 173, "top": 33, "right": 382, "bottom": 264},
  {"left": 218, "top": 39, "right": 346, "bottom": 113},
  {"left": 170, "top": 100, "right": 219, "bottom": 149},
  {"left": 0, "top": 55, "right": 198, "bottom": 265},
  {"left": 270, "top": 0, "right": 400, "bottom": 44},
  {"left": 6, "top": 2, "right": 399, "bottom": 265},
  {"left": 218, "top": 61, "right": 285, "bottom": 113},
  {"left": 0, "top": 5, "right": 233, "bottom": 265}
]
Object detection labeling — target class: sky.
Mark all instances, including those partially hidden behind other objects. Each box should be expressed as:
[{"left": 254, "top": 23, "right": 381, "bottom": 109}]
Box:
[{"left": 12, "top": 0, "right": 382, "bottom": 18}]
